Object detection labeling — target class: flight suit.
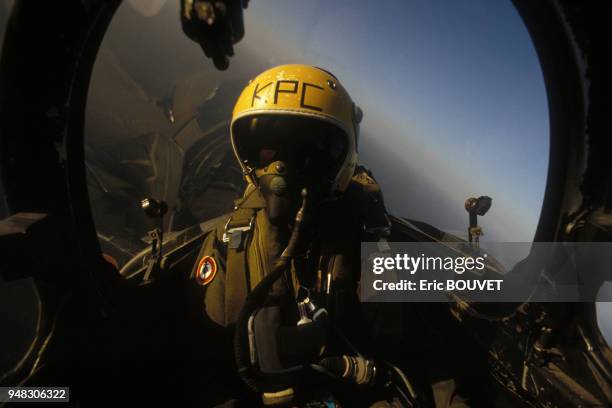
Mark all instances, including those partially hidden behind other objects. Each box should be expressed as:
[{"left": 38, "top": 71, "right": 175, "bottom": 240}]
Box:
[{"left": 190, "top": 167, "right": 394, "bottom": 406}]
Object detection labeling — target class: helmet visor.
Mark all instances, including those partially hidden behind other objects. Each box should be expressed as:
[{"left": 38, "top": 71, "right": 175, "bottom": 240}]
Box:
[{"left": 233, "top": 115, "right": 348, "bottom": 182}]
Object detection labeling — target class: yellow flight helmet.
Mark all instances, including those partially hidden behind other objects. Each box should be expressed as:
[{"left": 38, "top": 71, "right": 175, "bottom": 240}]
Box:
[{"left": 230, "top": 64, "right": 362, "bottom": 192}]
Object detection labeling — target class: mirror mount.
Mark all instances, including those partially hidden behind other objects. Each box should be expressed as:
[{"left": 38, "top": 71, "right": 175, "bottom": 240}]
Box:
[{"left": 465, "top": 196, "right": 492, "bottom": 246}]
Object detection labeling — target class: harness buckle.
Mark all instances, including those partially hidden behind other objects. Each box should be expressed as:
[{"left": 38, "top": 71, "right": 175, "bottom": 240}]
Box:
[{"left": 223, "top": 215, "right": 255, "bottom": 249}]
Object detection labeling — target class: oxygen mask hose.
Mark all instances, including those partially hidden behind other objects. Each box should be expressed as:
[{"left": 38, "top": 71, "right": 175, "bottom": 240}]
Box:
[{"left": 234, "top": 188, "right": 309, "bottom": 392}]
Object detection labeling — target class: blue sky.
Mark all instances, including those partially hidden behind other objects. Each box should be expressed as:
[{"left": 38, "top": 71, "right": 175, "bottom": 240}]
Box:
[{"left": 239, "top": 0, "right": 549, "bottom": 242}]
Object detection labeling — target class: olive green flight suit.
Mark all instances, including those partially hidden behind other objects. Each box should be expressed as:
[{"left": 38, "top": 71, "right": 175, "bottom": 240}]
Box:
[{"left": 190, "top": 169, "right": 470, "bottom": 408}]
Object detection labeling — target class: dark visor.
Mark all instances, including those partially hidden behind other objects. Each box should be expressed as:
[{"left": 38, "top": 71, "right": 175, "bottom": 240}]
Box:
[{"left": 233, "top": 115, "right": 348, "bottom": 176}]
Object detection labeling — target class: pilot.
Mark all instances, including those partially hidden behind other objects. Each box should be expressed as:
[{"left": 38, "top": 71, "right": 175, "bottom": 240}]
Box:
[{"left": 189, "top": 64, "right": 467, "bottom": 408}]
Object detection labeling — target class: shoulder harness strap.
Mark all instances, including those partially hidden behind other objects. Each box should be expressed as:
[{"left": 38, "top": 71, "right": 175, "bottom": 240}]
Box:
[{"left": 223, "top": 184, "right": 266, "bottom": 325}]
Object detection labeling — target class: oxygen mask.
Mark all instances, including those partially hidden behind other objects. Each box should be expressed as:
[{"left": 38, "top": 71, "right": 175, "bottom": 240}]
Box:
[{"left": 235, "top": 116, "right": 348, "bottom": 225}]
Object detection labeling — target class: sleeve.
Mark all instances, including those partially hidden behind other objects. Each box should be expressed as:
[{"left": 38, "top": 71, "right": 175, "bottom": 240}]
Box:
[{"left": 192, "top": 218, "right": 232, "bottom": 327}]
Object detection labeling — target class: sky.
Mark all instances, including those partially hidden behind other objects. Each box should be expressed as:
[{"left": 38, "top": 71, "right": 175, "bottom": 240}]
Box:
[{"left": 239, "top": 0, "right": 549, "bottom": 243}]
